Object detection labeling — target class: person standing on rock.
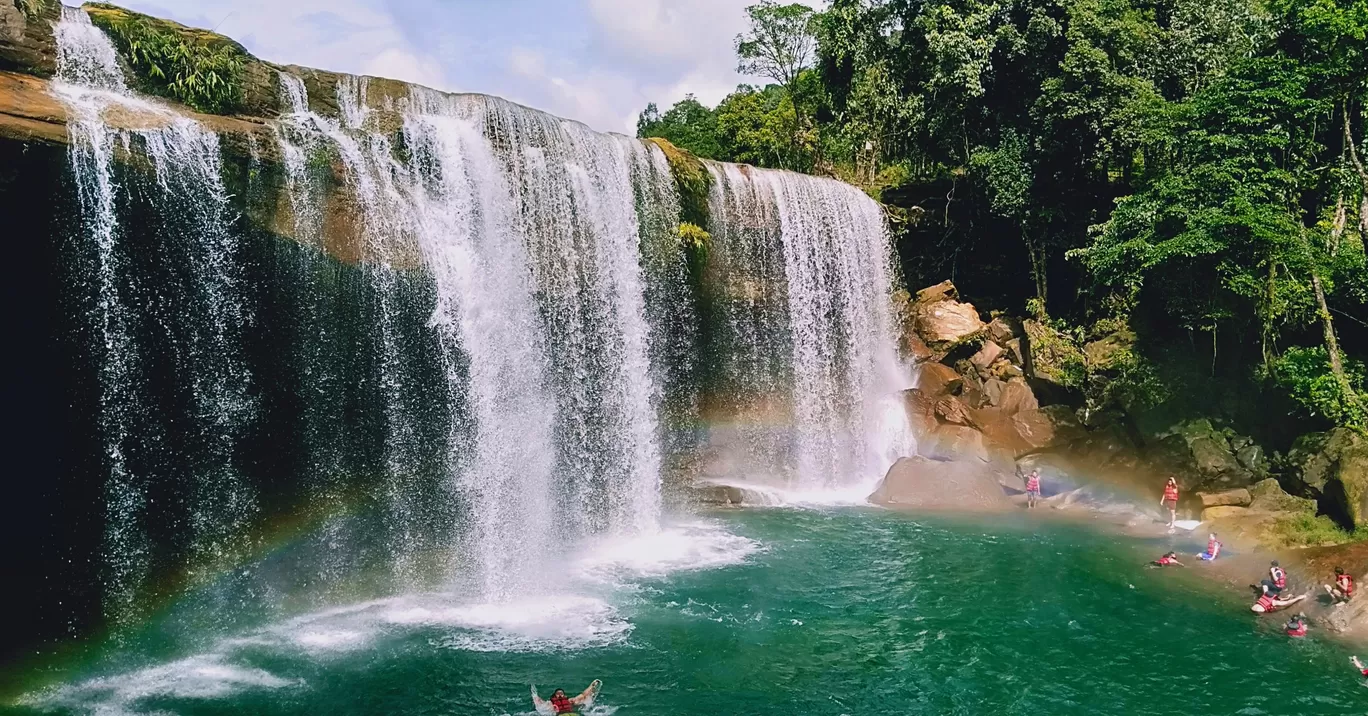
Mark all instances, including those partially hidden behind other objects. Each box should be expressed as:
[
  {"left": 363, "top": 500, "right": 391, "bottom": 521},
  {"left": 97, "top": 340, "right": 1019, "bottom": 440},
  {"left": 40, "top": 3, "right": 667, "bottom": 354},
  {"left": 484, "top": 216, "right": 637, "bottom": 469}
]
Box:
[
  {"left": 1160, "top": 477, "right": 1179, "bottom": 530},
  {"left": 1024, "top": 469, "right": 1042, "bottom": 508},
  {"left": 1325, "top": 567, "right": 1354, "bottom": 604}
]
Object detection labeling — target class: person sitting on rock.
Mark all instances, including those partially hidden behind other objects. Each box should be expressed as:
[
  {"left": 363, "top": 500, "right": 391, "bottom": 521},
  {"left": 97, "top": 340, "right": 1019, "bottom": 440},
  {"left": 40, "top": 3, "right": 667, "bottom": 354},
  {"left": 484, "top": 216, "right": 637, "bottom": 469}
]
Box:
[
  {"left": 1160, "top": 477, "right": 1179, "bottom": 529},
  {"left": 1150, "top": 551, "right": 1184, "bottom": 567},
  {"left": 1196, "top": 532, "right": 1221, "bottom": 561},
  {"left": 1024, "top": 469, "right": 1042, "bottom": 509},
  {"left": 1258, "top": 560, "right": 1287, "bottom": 596},
  {"left": 1324, "top": 567, "right": 1354, "bottom": 604},
  {"left": 1284, "top": 612, "right": 1308, "bottom": 637}
]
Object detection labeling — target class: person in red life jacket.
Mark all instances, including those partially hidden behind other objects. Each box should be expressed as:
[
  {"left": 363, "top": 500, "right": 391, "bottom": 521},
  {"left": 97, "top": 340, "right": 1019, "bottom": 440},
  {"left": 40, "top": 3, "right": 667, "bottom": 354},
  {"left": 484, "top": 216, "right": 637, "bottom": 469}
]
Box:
[
  {"left": 1159, "top": 477, "right": 1179, "bottom": 529},
  {"left": 1251, "top": 590, "right": 1306, "bottom": 613},
  {"left": 1259, "top": 560, "right": 1288, "bottom": 596},
  {"left": 1283, "top": 612, "right": 1308, "bottom": 637},
  {"left": 1150, "top": 551, "right": 1184, "bottom": 567},
  {"left": 1324, "top": 566, "right": 1355, "bottom": 604},
  {"left": 1024, "top": 469, "right": 1042, "bottom": 509},
  {"left": 1352, "top": 655, "right": 1368, "bottom": 678},
  {"left": 532, "top": 681, "right": 601, "bottom": 714},
  {"left": 1196, "top": 532, "right": 1222, "bottom": 562}
]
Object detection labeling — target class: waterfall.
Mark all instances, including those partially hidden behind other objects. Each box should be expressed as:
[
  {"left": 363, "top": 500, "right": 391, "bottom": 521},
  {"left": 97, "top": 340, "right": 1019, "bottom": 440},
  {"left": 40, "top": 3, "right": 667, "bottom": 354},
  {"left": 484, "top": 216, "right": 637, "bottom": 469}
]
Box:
[
  {"left": 53, "top": 8, "right": 255, "bottom": 622},
  {"left": 47, "top": 5, "right": 904, "bottom": 631},
  {"left": 706, "top": 163, "right": 906, "bottom": 491}
]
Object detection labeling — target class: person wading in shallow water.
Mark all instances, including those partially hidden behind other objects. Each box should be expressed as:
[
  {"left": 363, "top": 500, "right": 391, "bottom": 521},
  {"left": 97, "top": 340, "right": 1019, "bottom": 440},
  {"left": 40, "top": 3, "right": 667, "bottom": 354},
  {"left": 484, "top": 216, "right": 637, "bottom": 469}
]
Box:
[
  {"left": 532, "top": 681, "right": 601, "bottom": 714},
  {"left": 1150, "top": 551, "right": 1184, "bottom": 567},
  {"left": 1196, "top": 532, "right": 1221, "bottom": 561},
  {"left": 1159, "top": 477, "right": 1179, "bottom": 530}
]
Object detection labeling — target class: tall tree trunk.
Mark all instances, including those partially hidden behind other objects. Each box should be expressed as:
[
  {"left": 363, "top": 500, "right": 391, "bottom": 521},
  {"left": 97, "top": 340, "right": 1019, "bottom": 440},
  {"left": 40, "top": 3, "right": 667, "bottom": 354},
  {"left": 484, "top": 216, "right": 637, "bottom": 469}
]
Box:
[{"left": 1303, "top": 219, "right": 1364, "bottom": 419}]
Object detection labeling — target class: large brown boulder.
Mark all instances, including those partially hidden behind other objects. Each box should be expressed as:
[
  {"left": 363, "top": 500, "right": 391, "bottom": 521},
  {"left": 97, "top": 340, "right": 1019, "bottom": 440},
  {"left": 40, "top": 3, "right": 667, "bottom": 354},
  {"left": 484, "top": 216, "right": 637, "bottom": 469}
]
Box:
[
  {"left": 979, "top": 405, "right": 1083, "bottom": 459},
  {"left": 1201, "top": 505, "right": 1250, "bottom": 522},
  {"left": 901, "top": 388, "right": 937, "bottom": 437},
  {"left": 913, "top": 361, "right": 963, "bottom": 397},
  {"left": 1197, "top": 488, "right": 1252, "bottom": 508},
  {"left": 869, "top": 456, "right": 1011, "bottom": 511},
  {"left": 970, "top": 341, "right": 1004, "bottom": 371},
  {"left": 934, "top": 395, "right": 973, "bottom": 426},
  {"left": 997, "top": 380, "right": 1039, "bottom": 415},
  {"left": 919, "top": 424, "right": 991, "bottom": 463},
  {"left": 915, "top": 300, "right": 984, "bottom": 346}
]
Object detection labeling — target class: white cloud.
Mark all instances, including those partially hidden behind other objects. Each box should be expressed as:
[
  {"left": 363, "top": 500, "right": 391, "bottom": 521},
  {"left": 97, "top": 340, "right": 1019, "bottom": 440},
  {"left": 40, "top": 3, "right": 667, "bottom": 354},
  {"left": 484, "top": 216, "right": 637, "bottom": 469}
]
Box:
[{"left": 364, "top": 48, "right": 447, "bottom": 90}]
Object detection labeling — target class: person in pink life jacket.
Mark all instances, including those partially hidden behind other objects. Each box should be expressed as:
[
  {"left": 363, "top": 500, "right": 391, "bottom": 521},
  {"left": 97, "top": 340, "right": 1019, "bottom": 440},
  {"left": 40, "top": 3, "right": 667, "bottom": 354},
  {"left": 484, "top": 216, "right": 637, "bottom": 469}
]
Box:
[
  {"left": 1283, "top": 612, "right": 1307, "bottom": 637},
  {"left": 1150, "top": 551, "right": 1184, "bottom": 567},
  {"left": 1159, "top": 477, "right": 1179, "bottom": 529},
  {"left": 1196, "top": 532, "right": 1221, "bottom": 561},
  {"left": 1024, "top": 469, "right": 1042, "bottom": 509}
]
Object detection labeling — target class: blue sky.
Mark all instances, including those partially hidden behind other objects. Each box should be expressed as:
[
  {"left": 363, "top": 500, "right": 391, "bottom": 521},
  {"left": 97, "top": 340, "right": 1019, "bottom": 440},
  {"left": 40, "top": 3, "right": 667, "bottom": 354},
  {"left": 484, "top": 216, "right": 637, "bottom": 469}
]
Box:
[{"left": 119, "top": 0, "right": 818, "bottom": 134}]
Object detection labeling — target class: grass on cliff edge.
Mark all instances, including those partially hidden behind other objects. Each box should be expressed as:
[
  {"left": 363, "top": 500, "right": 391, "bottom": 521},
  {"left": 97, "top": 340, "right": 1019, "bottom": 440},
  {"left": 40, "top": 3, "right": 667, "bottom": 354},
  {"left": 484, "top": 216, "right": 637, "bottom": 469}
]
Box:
[
  {"left": 84, "top": 3, "right": 250, "bottom": 114},
  {"left": 1270, "top": 514, "right": 1365, "bottom": 549}
]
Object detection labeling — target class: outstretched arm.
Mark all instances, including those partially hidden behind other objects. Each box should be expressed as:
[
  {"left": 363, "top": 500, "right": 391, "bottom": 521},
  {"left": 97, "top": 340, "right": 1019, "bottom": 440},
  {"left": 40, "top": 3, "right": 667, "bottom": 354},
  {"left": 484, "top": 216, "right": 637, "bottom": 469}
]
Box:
[
  {"left": 571, "top": 680, "right": 602, "bottom": 705},
  {"left": 1352, "top": 656, "right": 1365, "bottom": 671},
  {"left": 531, "top": 685, "right": 547, "bottom": 709}
]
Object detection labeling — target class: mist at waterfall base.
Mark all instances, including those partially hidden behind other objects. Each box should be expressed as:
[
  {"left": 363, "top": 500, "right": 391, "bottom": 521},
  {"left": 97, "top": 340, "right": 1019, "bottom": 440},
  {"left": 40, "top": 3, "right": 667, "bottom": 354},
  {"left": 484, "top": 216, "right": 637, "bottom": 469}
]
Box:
[{"left": 13, "top": 509, "right": 1368, "bottom": 715}]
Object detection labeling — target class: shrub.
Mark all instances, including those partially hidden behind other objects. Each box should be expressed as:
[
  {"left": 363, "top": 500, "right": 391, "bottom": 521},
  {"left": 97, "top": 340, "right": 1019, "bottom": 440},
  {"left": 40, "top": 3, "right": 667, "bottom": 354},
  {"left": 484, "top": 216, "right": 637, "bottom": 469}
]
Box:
[
  {"left": 86, "top": 4, "right": 247, "bottom": 114},
  {"left": 646, "top": 137, "right": 713, "bottom": 230},
  {"left": 1268, "top": 346, "right": 1367, "bottom": 430},
  {"left": 1269, "top": 513, "right": 1362, "bottom": 548}
]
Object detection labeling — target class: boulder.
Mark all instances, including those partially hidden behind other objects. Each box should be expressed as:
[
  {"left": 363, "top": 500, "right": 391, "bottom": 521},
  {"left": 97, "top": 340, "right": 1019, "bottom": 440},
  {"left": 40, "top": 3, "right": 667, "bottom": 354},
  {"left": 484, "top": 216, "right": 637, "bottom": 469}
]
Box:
[
  {"left": 869, "top": 456, "right": 1011, "bottom": 511},
  {"left": 914, "top": 300, "right": 984, "bottom": 346},
  {"left": 1082, "top": 326, "right": 1135, "bottom": 370},
  {"left": 1201, "top": 505, "right": 1250, "bottom": 522},
  {"left": 913, "top": 361, "right": 962, "bottom": 398},
  {"left": 901, "top": 388, "right": 937, "bottom": 437},
  {"left": 0, "top": 0, "right": 58, "bottom": 77},
  {"left": 1248, "top": 478, "right": 1317, "bottom": 515},
  {"left": 934, "top": 395, "right": 973, "bottom": 426},
  {"left": 1236, "top": 444, "right": 1265, "bottom": 472},
  {"left": 986, "top": 316, "right": 1021, "bottom": 344},
  {"left": 902, "top": 332, "right": 934, "bottom": 363},
  {"left": 915, "top": 280, "right": 958, "bottom": 304},
  {"left": 979, "top": 406, "right": 1082, "bottom": 459},
  {"left": 1285, "top": 428, "right": 1368, "bottom": 529},
  {"left": 918, "top": 424, "right": 990, "bottom": 463},
  {"left": 691, "top": 484, "right": 746, "bottom": 506},
  {"left": 1189, "top": 435, "right": 1240, "bottom": 475},
  {"left": 1197, "top": 488, "right": 1252, "bottom": 508},
  {"left": 997, "top": 380, "right": 1039, "bottom": 416},
  {"left": 982, "top": 378, "right": 1006, "bottom": 407},
  {"left": 970, "top": 341, "right": 1004, "bottom": 371},
  {"left": 1004, "top": 338, "right": 1026, "bottom": 365}
]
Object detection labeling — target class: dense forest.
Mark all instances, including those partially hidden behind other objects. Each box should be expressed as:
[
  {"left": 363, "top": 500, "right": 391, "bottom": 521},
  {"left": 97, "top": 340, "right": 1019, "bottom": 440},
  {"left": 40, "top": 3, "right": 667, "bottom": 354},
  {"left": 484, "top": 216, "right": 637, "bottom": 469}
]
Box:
[{"left": 638, "top": 0, "right": 1368, "bottom": 438}]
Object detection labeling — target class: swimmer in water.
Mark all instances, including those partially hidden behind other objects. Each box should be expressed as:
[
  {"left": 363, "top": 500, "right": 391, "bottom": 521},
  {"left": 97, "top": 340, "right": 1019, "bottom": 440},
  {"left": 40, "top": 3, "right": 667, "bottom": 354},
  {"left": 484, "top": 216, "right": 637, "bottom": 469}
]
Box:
[
  {"left": 1353, "top": 656, "right": 1368, "bottom": 678},
  {"left": 1284, "top": 612, "right": 1308, "bottom": 637},
  {"left": 532, "top": 681, "right": 601, "bottom": 714},
  {"left": 1150, "top": 551, "right": 1184, "bottom": 567}
]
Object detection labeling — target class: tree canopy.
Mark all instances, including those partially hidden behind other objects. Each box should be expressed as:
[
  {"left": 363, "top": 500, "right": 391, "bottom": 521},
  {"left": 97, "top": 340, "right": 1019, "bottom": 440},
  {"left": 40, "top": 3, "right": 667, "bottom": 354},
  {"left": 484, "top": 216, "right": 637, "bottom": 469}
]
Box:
[{"left": 637, "top": 0, "right": 1368, "bottom": 431}]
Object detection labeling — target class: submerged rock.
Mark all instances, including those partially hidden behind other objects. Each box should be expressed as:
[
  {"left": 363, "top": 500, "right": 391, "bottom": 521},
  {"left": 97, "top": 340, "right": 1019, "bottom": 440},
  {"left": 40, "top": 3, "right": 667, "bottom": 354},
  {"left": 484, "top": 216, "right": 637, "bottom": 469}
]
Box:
[{"left": 869, "top": 456, "right": 1010, "bottom": 511}]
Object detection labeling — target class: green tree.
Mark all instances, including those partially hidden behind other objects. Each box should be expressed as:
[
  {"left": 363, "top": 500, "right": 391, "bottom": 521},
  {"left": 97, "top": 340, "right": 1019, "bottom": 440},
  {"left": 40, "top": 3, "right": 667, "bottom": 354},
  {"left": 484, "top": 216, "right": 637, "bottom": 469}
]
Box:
[
  {"left": 636, "top": 95, "right": 726, "bottom": 160},
  {"left": 736, "top": 2, "right": 818, "bottom": 89}
]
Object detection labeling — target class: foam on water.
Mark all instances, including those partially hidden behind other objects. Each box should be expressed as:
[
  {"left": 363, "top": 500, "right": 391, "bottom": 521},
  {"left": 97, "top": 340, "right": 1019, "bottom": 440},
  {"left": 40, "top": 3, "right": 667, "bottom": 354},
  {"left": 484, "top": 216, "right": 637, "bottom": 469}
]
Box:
[
  {"left": 20, "top": 655, "right": 299, "bottom": 716},
  {"left": 574, "top": 521, "right": 763, "bottom": 584}
]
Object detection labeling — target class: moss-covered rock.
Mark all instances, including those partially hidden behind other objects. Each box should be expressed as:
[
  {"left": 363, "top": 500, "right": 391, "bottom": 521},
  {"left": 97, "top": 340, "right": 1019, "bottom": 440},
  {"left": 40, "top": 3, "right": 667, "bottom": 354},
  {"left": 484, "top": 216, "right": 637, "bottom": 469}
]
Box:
[
  {"left": 647, "top": 137, "right": 712, "bottom": 230},
  {"left": 1, "top": 0, "right": 59, "bottom": 76}
]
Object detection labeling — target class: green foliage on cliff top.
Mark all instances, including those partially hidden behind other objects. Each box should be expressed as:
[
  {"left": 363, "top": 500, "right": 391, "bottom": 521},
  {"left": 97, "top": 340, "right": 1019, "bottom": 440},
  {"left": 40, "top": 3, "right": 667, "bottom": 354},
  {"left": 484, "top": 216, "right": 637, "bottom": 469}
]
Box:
[
  {"left": 85, "top": 3, "right": 249, "bottom": 114},
  {"left": 647, "top": 137, "right": 713, "bottom": 230},
  {"left": 17, "top": 0, "right": 58, "bottom": 20},
  {"left": 1269, "top": 346, "right": 1368, "bottom": 431}
]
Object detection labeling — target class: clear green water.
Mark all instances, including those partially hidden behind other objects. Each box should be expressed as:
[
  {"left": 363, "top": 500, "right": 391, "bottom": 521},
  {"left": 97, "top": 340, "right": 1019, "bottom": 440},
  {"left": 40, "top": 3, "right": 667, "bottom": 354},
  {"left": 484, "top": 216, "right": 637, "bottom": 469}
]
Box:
[{"left": 12, "top": 508, "right": 1366, "bottom": 715}]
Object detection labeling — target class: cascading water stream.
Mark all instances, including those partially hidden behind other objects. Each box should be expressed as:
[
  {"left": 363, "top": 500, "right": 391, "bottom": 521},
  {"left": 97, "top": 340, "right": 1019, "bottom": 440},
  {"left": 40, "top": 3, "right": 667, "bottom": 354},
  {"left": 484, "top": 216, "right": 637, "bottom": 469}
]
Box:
[
  {"left": 53, "top": 7, "right": 256, "bottom": 622},
  {"left": 705, "top": 163, "right": 908, "bottom": 493}
]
